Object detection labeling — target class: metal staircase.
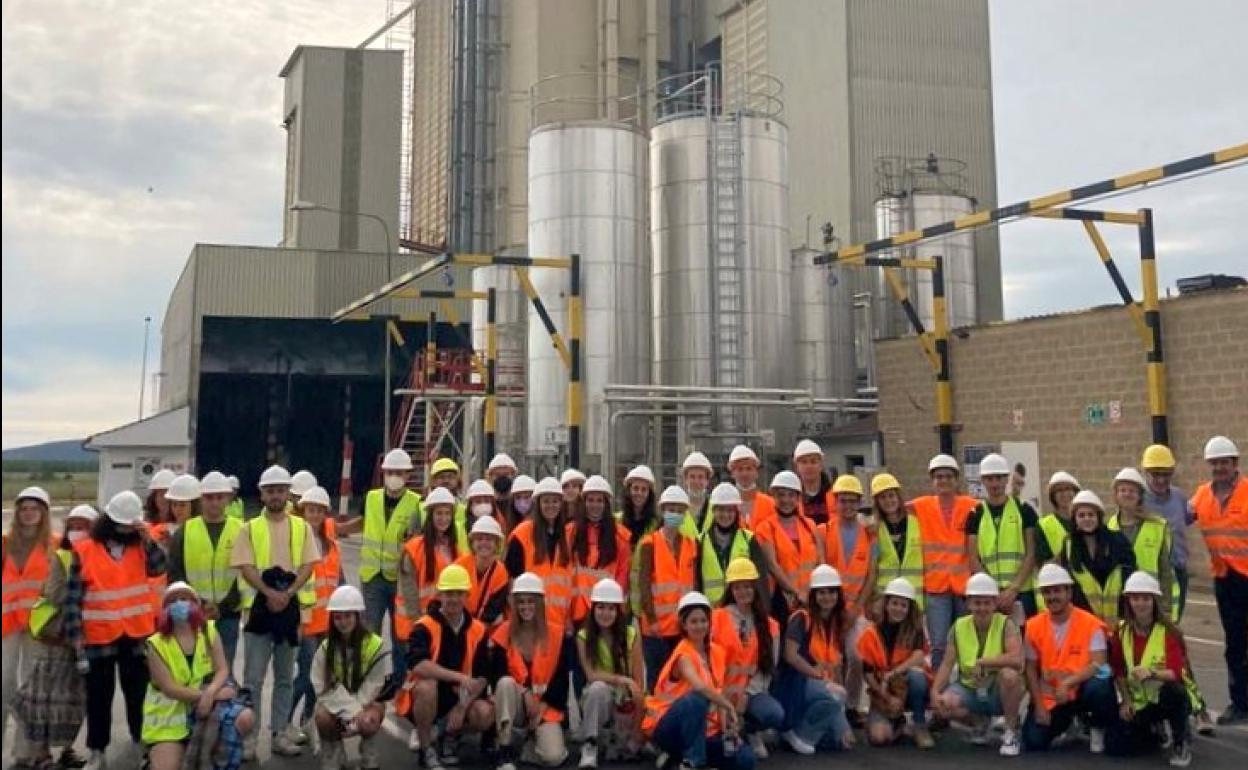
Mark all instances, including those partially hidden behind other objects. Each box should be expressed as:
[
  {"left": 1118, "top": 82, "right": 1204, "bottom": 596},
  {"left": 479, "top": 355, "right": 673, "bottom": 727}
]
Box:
[{"left": 710, "top": 111, "right": 745, "bottom": 430}]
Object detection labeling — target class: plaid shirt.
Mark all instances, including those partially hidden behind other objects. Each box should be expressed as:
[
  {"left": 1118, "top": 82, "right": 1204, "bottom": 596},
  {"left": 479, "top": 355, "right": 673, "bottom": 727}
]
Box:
[{"left": 63, "top": 539, "right": 167, "bottom": 660}]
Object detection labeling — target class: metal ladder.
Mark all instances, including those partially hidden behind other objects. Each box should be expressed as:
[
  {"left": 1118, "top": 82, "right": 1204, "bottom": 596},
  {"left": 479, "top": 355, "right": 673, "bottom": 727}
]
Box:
[{"left": 710, "top": 112, "right": 745, "bottom": 429}]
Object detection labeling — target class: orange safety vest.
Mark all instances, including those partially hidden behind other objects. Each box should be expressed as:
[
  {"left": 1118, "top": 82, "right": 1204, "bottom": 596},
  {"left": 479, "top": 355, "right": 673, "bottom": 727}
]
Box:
[
  {"left": 788, "top": 608, "right": 843, "bottom": 677},
  {"left": 911, "top": 494, "right": 977, "bottom": 595},
  {"left": 567, "top": 520, "right": 631, "bottom": 624},
  {"left": 1024, "top": 607, "right": 1102, "bottom": 710},
  {"left": 642, "top": 638, "right": 728, "bottom": 737},
  {"left": 710, "top": 607, "right": 778, "bottom": 700},
  {"left": 742, "top": 491, "right": 778, "bottom": 529},
  {"left": 395, "top": 536, "right": 456, "bottom": 641},
  {"left": 855, "top": 623, "right": 930, "bottom": 680},
  {"left": 395, "top": 612, "right": 487, "bottom": 716},
  {"left": 508, "top": 521, "right": 575, "bottom": 617},
  {"left": 822, "top": 518, "right": 873, "bottom": 613},
  {"left": 1191, "top": 477, "right": 1248, "bottom": 579},
  {"left": 302, "top": 536, "right": 341, "bottom": 637},
  {"left": 640, "top": 529, "right": 697, "bottom": 637},
  {"left": 75, "top": 538, "right": 156, "bottom": 645},
  {"left": 753, "top": 513, "right": 819, "bottom": 596},
  {"left": 490, "top": 620, "right": 565, "bottom": 722},
  {"left": 452, "top": 553, "right": 511, "bottom": 621},
  {"left": 2, "top": 538, "right": 52, "bottom": 637}
]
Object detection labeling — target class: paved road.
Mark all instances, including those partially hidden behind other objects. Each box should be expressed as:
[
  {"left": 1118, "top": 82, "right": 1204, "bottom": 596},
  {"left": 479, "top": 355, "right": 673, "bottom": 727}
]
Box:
[{"left": 4, "top": 523, "right": 1246, "bottom": 769}]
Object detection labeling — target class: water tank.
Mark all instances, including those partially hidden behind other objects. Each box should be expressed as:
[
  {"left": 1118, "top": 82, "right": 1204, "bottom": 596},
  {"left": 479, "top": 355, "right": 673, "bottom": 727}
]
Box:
[
  {"left": 872, "top": 195, "right": 910, "bottom": 339},
  {"left": 471, "top": 260, "right": 527, "bottom": 454},
  {"left": 526, "top": 121, "right": 650, "bottom": 465},
  {"left": 791, "top": 248, "right": 856, "bottom": 400},
  {"left": 911, "top": 192, "right": 978, "bottom": 330}
]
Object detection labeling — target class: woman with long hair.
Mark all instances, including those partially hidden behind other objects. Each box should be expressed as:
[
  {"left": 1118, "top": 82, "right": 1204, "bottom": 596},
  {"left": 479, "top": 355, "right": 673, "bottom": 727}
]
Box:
[
  {"left": 504, "top": 478, "right": 575, "bottom": 622},
  {"left": 501, "top": 475, "right": 537, "bottom": 536},
  {"left": 142, "top": 582, "right": 253, "bottom": 770},
  {"left": 773, "top": 564, "right": 854, "bottom": 754},
  {"left": 1108, "top": 468, "right": 1178, "bottom": 618},
  {"left": 397, "top": 487, "right": 464, "bottom": 643},
  {"left": 866, "top": 473, "right": 924, "bottom": 619},
  {"left": 143, "top": 470, "right": 175, "bottom": 527},
  {"left": 3, "top": 486, "right": 54, "bottom": 734},
  {"left": 467, "top": 479, "right": 502, "bottom": 530},
  {"left": 856, "top": 578, "right": 933, "bottom": 749},
  {"left": 453, "top": 516, "right": 512, "bottom": 625},
  {"left": 620, "top": 466, "right": 658, "bottom": 622},
  {"left": 711, "top": 558, "right": 783, "bottom": 760},
  {"left": 576, "top": 578, "right": 644, "bottom": 769},
  {"left": 311, "top": 585, "right": 390, "bottom": 770},
  {"left": 569, "top": 476, "right": 631, "bottom": 628},
  {"left": 1061, "top": 490, "right": 1136, "bottom": 624},
  {"left": 160, "top": 475, "right": 201, "bottom": 540},
  {"left": 1107, "top": 572, "right": 1191, "bottom": 767}
]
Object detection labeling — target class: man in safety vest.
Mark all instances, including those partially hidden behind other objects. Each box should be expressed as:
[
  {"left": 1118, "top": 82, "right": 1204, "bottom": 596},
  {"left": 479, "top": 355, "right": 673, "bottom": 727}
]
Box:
[
  {"left": 932, "top": 572, "right": 1025, "bottom": 756},
  {"left": 1191, "top": 435, "right": 1248, "bottom": 725},
  {"left": 680, "top": 452, "right": 714, "bottom": 532},
  {"left": 1140, "top": 445, "right": 1197, "bottom": 619},
  {"left": 819, "top": 473, "right": 874, "bottom": 725},
  {"left": 230, "top": 465, "right": 321, "bottom": 759},
  {"left": 1037, "top": 471, "right": 1080, "bottom": 566},
  {"left": 753, "top": 471, "right": 819, "bottom": 624},
  {"left": 792, "top": 440, "right": 834, "bottom": 525},
  {"left": 695, "top": 483, "right": 766, "bottom": 605},
  {"left": 967, "top": 453, "right": 1039, "bottom": 622},
  {"left": 727, "top": 445, "right": 776, "bottom": 526},
  {"left": 1022, "top": 564, "right": 1117, "bottom": 753}
]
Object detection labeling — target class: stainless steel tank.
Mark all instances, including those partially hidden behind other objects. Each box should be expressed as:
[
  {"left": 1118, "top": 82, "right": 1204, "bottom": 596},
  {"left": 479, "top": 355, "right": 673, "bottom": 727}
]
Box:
[
  {"left": 791, "top": 247, "right": 856, "bottom": 400},
  {"left": 526, "top": 121, "right": 650, "bottom": 465},
  {"left": 471, "top": 261, "right": 527, "bottom": 454},
  {"left": 872, "top": 195, "right": 910, "bottom": 339},
  {"left": 911, "top": 192, "right": 978, "bottom": 330}
]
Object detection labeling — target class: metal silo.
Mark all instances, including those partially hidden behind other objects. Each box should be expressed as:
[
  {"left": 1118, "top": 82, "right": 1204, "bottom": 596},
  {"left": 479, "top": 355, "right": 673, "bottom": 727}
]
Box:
[
  {"left": 911, "top": 192, "right": 978, "bottom": 330},
  {"left": 791, "top": 247, "right": 856, "bottom": 400},
  {"left": 872, "top": 194, "right": 910, "bottom": 339}
]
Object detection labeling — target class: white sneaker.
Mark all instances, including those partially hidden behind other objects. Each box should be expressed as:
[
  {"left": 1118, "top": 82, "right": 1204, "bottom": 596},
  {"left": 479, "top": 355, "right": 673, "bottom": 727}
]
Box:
[
  {"left": 424, "top": 746, "right": 446, "bottom": 770},
  {"left": 409, "top": 728, "right": 423, "bottom": 752},
  {"left": 304, "top": 716, "right": 321, "bottom": 756},
  {"left": 273, "top": 732, "right": 304, "bottom": 756},
  {"left": 285, "top": 722, "right": 309, "bottom": 745},
  {"left": 999, "top": 729, "right": 1021, "bottom": 757},
  {"left": 748, "top": 733, "right": 769, "bottom": 760},
  {"left": 1089, "top": 727, "right": 1105, "bottom": 754},
  {"left": 1169, "top": 741, "right": 1192, "bottom": 768},
  {"left": 579, "top": 741, "right": 599, "bottom": 769},
  {"left": 497, "top": 761, "right": 517, "bottom": 770},
  {"left": 782, "top": 730, "right": 816, "bottom": 755},
  {"left": 83, "top": 750, "right": 105, "bottom": 770}
]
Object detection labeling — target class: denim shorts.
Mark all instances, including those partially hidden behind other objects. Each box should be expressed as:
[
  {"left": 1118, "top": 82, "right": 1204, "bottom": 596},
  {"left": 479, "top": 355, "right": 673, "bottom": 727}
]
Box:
[{"left": 944, "top": 682, "right": 1003, "bottom": 716}]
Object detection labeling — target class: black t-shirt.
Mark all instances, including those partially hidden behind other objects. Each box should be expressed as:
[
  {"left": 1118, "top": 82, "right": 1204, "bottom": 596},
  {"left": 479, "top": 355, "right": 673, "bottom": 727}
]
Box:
[
  {"left": 882, "top": 517, "right": 909, "bottom": 561},
  {"left": 168, "top": 519, "right": 241, "bottom": 614},
  {"left": 964, "top": 497, "right": 1039, "bottom": 535},
  {"left": 407, "top": 607, "right": 490, "bottom": 677}
]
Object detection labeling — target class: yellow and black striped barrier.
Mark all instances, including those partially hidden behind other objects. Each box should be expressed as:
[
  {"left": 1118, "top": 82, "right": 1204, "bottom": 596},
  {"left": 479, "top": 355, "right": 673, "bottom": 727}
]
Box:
[{"left": 567, "top": 254, "right": 584, "bottom": 469}]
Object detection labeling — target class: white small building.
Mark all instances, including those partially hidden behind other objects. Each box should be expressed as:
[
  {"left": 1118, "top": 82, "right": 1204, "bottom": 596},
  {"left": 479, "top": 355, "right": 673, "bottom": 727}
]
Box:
[{"left": 84, "top": 407, "right": 191, "bottom": 508}]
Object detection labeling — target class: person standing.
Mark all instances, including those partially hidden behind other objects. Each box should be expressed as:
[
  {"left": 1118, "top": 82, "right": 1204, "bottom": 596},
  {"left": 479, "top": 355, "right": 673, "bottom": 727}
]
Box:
[
  {"left": 289, "top": 486, "right": 343, "bottom": 751},
  {"left": 727, "top": 445, "right": 776, "bottom": 527},
  {"left": 1108, "top": 468, "right": 1178, "bottom": 618},
  {"left": 454, "top": 517, "right": 512, "bottom": 625},
  {"left": 504, "top": 478, "right": 575, "bottom": 622},
  {"left": 1139, "top": 445, "right": 1196, "bottom": 619},
  {"left": 1038, "top": 471, "right": 1080, "bottom": 565},
  {"left": 967, "top": 453, "right": 1038, "bottom": 621},
  {"left": 485, "top": 453, "right": 519, "bottom": 487},
  {"left": 568, "top": 476, "right": 631, "bottom": 628},
  {"left": 868, "top": 473, "right": 925, "bottom": 616},
  {"left": 396, "top": 487, "right": 466, "bottom": 641},
  {"left": 1061, "top": 490, "right": 1136, "bottom": 624},
  {"left": 636, "top": 486, "right": 699, "bottom": 690},
  {"left": 225, "top": 475, "right": 245, "bottom": 520},
  {"left": 695, "top": 484, "right": 765, "bottom": 607},
  {"left": 753, "top": 472, "right": 819, "bottom": 625},
  {"left": 679, "top": 452, "right": 715, "bottom": 536},
  {"left": 562, "top": 468, "right": 588, "bottom": 508},
  {"left": 792, "top": 441, "right": 834, "bottom": 526},
  {"left": 3, "top": 486, "right": 54, "bottom": 731}
]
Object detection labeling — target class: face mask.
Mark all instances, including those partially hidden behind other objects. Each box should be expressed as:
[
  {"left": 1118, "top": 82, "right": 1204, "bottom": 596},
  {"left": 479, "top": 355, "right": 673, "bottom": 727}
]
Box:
[
  {"left": 472, "top": 502, "right": 494, "bottom": 519},
  {"left": 67, "top": 529, "right": 88, "bottom": 544},
  {"left": 493, "top": 475, "right": 514, "bottom": 495},
  {"left": 514, "top": 498, "right": 532, "bottom": 514},
  {"left": 663, "top": 511, "right": 685, "bottom": 529},
  {"left": 168, "top": 599, "right": 193, "bottom": 624},
  {"left": 385, "top": 475, "right": 407, "bottom": 493}
]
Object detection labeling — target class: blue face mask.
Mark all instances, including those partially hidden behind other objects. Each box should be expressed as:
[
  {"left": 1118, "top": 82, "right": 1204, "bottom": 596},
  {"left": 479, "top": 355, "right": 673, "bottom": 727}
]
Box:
[
  {"left": 168, "top": 599, "right": 193, "bottom": 624},
  {"left": 662, "top": 511, "right": 685, "bottom": 529}
]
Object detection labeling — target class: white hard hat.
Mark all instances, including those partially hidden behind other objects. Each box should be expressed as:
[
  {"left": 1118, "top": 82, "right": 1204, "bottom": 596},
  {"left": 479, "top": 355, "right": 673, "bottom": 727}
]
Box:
[
  {"left": 769, "top": 471, "right": 802, "bottom": 493},
  {"left": 424, "top": 487, "right": 456, "bottom": 508},
  {"left": 560, "top": 468, "right": 587, "bottom": 486},
  {"left": 590, "top": 578, "right": 625, "bottom": 605},
  {"left": 227, "top": 475, "right": 240, "bottom": 491},
  {"left": 290, "top": 470, "right": 318, "bottom": 497},
  {"left": 978, "top": 453, "right": 1011, "bottom": 477},
  {"left": 624, "top": 465, "right": 656, "bottom": 486},
  {"left": 1070, "top": 489, "right": 1106, "bottom": 514},
  {"left": 1036, "top": 563, "right": 1074, "bottom": 589},
  {"left": 709, "top": 482, "right": 742, "bottom": 507},
  {"left": 512, "top": 572, "right": 545, "bottom": 596},
  {"left": 15, "top": 486, "right": 50, "bottom": 507},
  {"left": 105, "top": 490, "right": 144, "bottom": 525},
  {"left": 809, "top": 565, "right": 842, "bottom": 589},
  {"left": 677, "top": 591, "right": 711, "bottom": 612},
  {"left": 1047, "top": 471, "right": 1080, "bottom": 493},
  {"left": 884, "top": 577, "right": 916, "bottom": 602},
  {"left": 299, "top": 486, "right": 331, "bottom": 509},
  {"left": 467, "top": 479, "right": 495, "bottom": 499},
  {"left": 163, "top": 581, "right": 199, "bottom": 603},
  {"left": 258, "top": 465, "right": 292, "bottom": 488},
  {"left": 488, "top": 453, "right": 517, "bottom": 472},
  {"left": 659, "top": 485, "right": 690, "bottom": 507},
  {"left": 469, "top": 516, "right": 503, "bottom": 539},
  {"left": 534, "top": 477, "right": 563, "bottom": 498},
  {"left": 1204, "top": 435, "right": 1239, "bottom": 460},
  {"left": 1113, "top": 467, "right": 1147, "bottom": 488},
  {"left": 381, "top": 448, "right": 414, "bottom": 471},
  {"left": 793, "top": 439, "right": 823, "bottom": 461},
  {"left": 327, "top": 585, "right": 366, "bottom": 612},
  {"left": 965, "top": 572, "right": 999, "bottom": 598},
  {"left": 728, "top": 445, "right": 759, "bottom": 466},
  {"left": 681, "top": 451, "right": 713, "bottom": 472},
  {"left": 67, "top": 504, "right": 99, "bottom": 523},
  {"left": 511, "top": 474, "right": 537, "bottom": 495},
  {"left": 927, "top": 454, "right": 960, "bottom": 474},
  {"left": 148, "top": 469, "right": 177, "bottom": 491},
  {"left": 583, "top": 475, "right": 613, "bottom": 497},
  {"left": 165, "top": 474, "right": 201, "bottom": 502},
  {"left": 199, "top": 471, "right": 232, "bottom": 496},
  {"left": 1123, "top": 571, "right": 1162, "bottom": 596}
]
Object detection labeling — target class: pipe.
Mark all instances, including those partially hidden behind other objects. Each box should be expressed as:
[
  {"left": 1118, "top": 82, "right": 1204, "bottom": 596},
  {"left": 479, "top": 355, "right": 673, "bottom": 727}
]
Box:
[
  {"left": 606, "top": 408, "right": 711, "bottom": 483},
  {"left": 604, "top": 396, "right": 815, "bottom": 408},
  {"left": 604, "top": 384, "right": 812, "bottom": 397}
]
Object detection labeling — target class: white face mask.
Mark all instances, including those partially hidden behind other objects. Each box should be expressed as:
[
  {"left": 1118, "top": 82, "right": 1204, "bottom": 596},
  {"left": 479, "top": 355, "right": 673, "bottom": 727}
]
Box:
[
  {"left": 67, "top": 529, "right": 88, "bottom": 544},
  {"left": 471, "top": 502, "right": 494, "bottom": 518},
  {"left": 384, "top": 475, "right": 407, "bottom": 493}
]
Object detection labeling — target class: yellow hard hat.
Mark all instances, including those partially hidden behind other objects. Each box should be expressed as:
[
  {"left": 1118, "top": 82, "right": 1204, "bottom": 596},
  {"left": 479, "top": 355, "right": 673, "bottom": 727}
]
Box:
[
  {"left": 725, "top": 558, "right": 760, "bottom": 584},
  {"left": 430, "top": 457, "right": 461, "bottom": 477},
  {"left": 870, "top": 473, "right": 901, "bottom": 497},
  {"left": 831, "top": 474, "right": 864, "bottom": 497},
  {"left": 1141, "top": 444, "right": 1176, "bottom": 470},
  {"left": 436, "top": 564, "right": 471, "bottom": 592}
]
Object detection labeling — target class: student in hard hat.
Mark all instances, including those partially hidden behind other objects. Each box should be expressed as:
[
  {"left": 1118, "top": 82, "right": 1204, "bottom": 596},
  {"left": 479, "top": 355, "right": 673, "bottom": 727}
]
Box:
[
  {"left": 1106, "top": 572, "right": 1192, "bottom": 766},
  {"left": 224, "top": 475, "right": 244, "bottom": 520},
  {"left": 162, "top": 474, "right": 201, "bottom": 540},
  {"left": 428, "top": 457, "right": 464, "bottom": 497},
  {"left": 562, "top": 468, "right": 588, "bottom": 507},
  {"left": 311, "top": 585, "right": 390, "bottom": 770},
  {"left": 1037, "top": 471, "right": 1081, "bottom": 566},
  {"left": 727, "top": 445, "right": 777, "bottom": 527},
  {"left": 576, "top": 578, "right": 644, "bottom": 768},
  {"left": 642, "top": 592, "right": 752, "bottom": 770},
  {"left": 910, "top": 453, "right": 978, "bottom": 670},
  {"left": 931, "top": 572, "right": 1025, "bottom": 757},
  {"left": 819, "top": 473, "right": 874, "bottom": 725},
  {"left": 467, "top": 479, "right": 502, "bottom": 530},
  {"left": 773, "top": 564, "right": 853, "bottom": 753},
  {"left": 1190, "top": 435, "right": 1248, "bottom": 725},
  {"left": 230, "top": 465, "right": 321, "bottom": 759},
  {"left": 1140, "top": 445, "right": 1197, "bottom": 621},
  {"left": 288, "top": 486, "right": 344, "bottom": 752},
  {"left": 967, "top": 453, "right": 1039, "bottom": 621},
  {"left": 1108, "top": 467, "right": 1178, "bottom": 620},
  {"left": 488, "top": 573, "right": 570, "bottom": 769},
  {"left": 400, "top": 564, "right": 493, "bottom": 770},
  {"left": 3, "top": 486, "right": 53, "bottom": 727},
  {"left": 289, "top": 470, "right": 318, "bottom": 507},
  {"left": 397, "top": 487, "right": 466, "bottom": 644},
  {"left": 857, "top": 578, "right": 933, "bottom": 749},
  {"left": 63, "top": 490, "right": 167, "bottom": 769},
  {"left": 1060, "top": 490, "right": 1136, "bottom": 623},
  {"left": 1021, "top": 564, "right": 1117, "bottom": 753},
  {"left": 711, "top": 558, "right": 783, "bottom": 760},
  {"left": 752, "top": 471, "right": 819, "bottom": 625},
  {"left": 486, "top": 453, "right": 519, "bottom": 486},
  {"left": 503, "top": 474, "right": 538, "bottom": 535},
  {"left": 144, "top": 469, "right": 177, "bottom": 528},
  {"left": 453, "top": 516, "right": 511, "bottom": 625},
  {"left": 619, "top": 465, "right": 659, "bottom": 621},
  {"left": 10, "top": 501, "right": 90, "bottom": 770},
  {"left": 568, "top": 476, "right": 632, "bottom": 628},
  {"left": 142, "top": 582, "right": 254, "bottom": 770},
  {"left": 695, "top": 484, "right": 766, "bottom": 607},
  {"left": 867, "top": 473, "right": 925, "bottom": 619},
  {"left": 680, "top": 452, "right": 716, "bottom": 526},
  {"left": 637, "top": 486, "right": 699, "bottom": 690},
  {"left": 792, "top": 440, "right": 834, "bottom": 526},
  {"left": 504, "top": 478, "right": 575, "bottom": 621}
]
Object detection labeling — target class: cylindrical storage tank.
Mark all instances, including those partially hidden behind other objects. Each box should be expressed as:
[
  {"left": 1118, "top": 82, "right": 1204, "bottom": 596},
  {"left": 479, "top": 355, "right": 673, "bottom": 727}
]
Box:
[
  {"left": 911, "top": 192, "right": 978, "bottom": 330},
  {"left": 526, "top": 121, "right": 650, "bottom": 466},
  {"left": 651, "top": 115, "right": 792, "bottom": 391},
  {"left": 791, "top": 248, "right": 856, "bottom": 400},
  {"left": 872, "top": 195, "right": 911, "bottom": 339},
  {"left": 471, "top": 261, "right": 527, "bottom": 454}
]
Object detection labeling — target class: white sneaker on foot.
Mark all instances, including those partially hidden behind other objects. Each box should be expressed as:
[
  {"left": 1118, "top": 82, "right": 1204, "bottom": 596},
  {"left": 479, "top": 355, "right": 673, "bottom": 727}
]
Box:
[
  {"left": 782, "top": 730, "right": 816, "bottom": 755},
  {"left": 284, "top": 722, "right": 309, "bottom": 745},
  {"left": 1089, "top": 727, "right": 1105, "bottom": 754},
  {"left": 83, "top": 750, "right": 105, "bottom": 770},
  {"left": 409, "top": 728, "right": 423, "bottom": 752},
  {"left": 273, "top": 732, "right": 304, "bottom": 756},
  {"left": 970, "top": 719, "right": 992, "bottom": 746},
  {"left": 748, "top": 733, "right": 769, "bottom": 760},
  {"left": 999, "top": 729, "right": 1021, "bottom": 757},
  {"left": 579, "top": 741, "right": 599, "bottom": 769},
  {"left": 1169, "top": 740, "right": 1192, "bottom": 768}
]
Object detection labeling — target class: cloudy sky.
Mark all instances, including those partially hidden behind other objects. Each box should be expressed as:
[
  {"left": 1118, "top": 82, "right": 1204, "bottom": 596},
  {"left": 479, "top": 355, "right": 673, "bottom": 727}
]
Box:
[{"left": 3, "top": 0, "right": 1246, "bottom": 449}]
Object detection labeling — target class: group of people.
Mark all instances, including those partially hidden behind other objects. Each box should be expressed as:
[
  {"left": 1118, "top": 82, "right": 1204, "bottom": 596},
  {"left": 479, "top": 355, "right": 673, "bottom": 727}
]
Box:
[{"left": 0, "top": 434, "right": 1244, "bottom": 770}]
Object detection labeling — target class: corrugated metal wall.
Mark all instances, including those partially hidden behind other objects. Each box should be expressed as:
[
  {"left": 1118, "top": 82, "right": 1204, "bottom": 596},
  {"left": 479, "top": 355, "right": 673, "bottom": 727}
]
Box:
[
  {"left": 410, "top": 0, "right": 452, "bottom": 248},
  {"left": 159, "top": 253, "right": 198, "bottom": 412}
]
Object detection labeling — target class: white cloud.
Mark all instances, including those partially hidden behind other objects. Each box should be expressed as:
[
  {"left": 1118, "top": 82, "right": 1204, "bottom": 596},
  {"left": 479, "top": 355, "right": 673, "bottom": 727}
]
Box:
[{"left": 1, "top": 353, "right": 142, "bottom": 449}]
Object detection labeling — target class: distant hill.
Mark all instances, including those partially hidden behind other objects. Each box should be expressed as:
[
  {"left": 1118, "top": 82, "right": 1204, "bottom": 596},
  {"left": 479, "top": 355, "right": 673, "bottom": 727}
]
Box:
[{"left": 3, "top": 439, "right": 93, "bottom": 464}]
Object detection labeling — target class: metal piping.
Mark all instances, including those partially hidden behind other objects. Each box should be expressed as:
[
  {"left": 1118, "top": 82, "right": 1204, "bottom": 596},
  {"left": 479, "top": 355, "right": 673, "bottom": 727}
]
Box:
[{"left": 605, "top": 408, "right": 711, "bottom": 483}]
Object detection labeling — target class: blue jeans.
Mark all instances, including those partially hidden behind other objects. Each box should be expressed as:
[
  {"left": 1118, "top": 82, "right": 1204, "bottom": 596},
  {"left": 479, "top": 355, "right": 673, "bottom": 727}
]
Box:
[
  {"left": 362, "top": 576, "right": 405, "bottom": 676},
  {"left": 289, "top": 634, "right": 321, "bottom": 725},
  {"left": 744, "top": 692, "right": 785, "bottom": 734},
  {"left": 652, "top": 693, "right": 755, "bottom": 770},
  {"left": 242, "top": 631, "right": 296, "bottom": 735},
  {"left": 924, "top": 592, "right": 966, "bottom": 670},
  {"left": 1022, "top": 676, "right": 1118, "bottom": 751},
  {"left": 904, "top": 670, "right": 930, "bottom": 726},
  {"left": 782, "top": 677, "right": 850, "bottom": 749},
  {"left": 642, "top": 635, "right": 677, "bottom": 692},
  {"left": 216, "top": 613, "right": 241, "bottom": 676}
]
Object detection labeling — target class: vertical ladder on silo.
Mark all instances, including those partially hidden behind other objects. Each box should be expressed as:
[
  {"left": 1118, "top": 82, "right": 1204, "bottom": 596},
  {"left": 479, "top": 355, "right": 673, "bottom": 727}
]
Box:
[{"left": 711, "top": 113, "right": 745, "bottom": 428}]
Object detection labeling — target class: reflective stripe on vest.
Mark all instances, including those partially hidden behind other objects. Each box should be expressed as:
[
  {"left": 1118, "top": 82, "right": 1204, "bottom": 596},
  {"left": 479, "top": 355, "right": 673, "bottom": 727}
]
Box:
[
  {"left": 302, "top": 538, "right": 341, "bottom": 637},
  {"left": 28, "top": 549, "right": 73, "bottom": 639},
  {"left": 1108, "top": 513, "right": 1180, "bottom": 619},
  {"left": 509, "top": 521, "right": 575, "bottom": 617},
  {"left": 641, "top": 530, "right": 697, "bottom": 637},
  {"left": 1024, "top": 607, "right": 1101, "bottom": 710},
  {"left": 142, "top": 622, "right": 217, "bottom": 743},
  {"left": 912, "top": 495, "right": 976, "bottom": 595},
  {"left": 698, "top": 529, "right": 753, "bottom": 606},
  {"left": 753, "top": 514, "right": 818, "bottom": 595},
  {"left": 1120, "top": 623, "right": 1168, "bottom": 708},
  {"left": 1038, "top": 514, "right": 1069, "bottom": 564},
  {"left": 360, "top": 489, "right": 421, "bottom": 582},
  {"left": 823, "top": 519, "right": 872, "bottom": 612},
  {"left": 856, "top": 622, "right": 923, "bottom": 673},
  {"left": 710, "top": 607, "right": 775, "bottom": 698},
  {"left": 642, "top": 638, "right": 727, "bottom": 737},
  {"left": 976, "top": 498, "right": 1027, "bottom": 588},
  {"left": 491, "top": 621, "right": 565, "bottom": 722},
  {"left": 75, "top": 539, "right": 156, "bottom": 644},
  {"left": 1191, "top": 478, "right": 1248, "bottom": 578},
  {"left": 876, "top": 515, "right": 926, "bottom": 610},
  {"left": 239, "top": 515, "right": 316, "bottom": 610},
  {"left": 569, "top": 521, "right": 630, "bottom": 623},
  {"left": 1064, "top": 539, "right": 1125, "bottom": 624},
  {"left": 183, "top": 516, "right": 243, "bottom": 604},
  {"left": 2, "top": 539, "right": 52, "bottom": 637},
  {"left": 953, "top": 613, "right": 1006, "bottom": 690},
  {"left": 789, "top": 608, "right": 842, "bottom": 676},
  {"left": 395, "top": 536, "right": 457, "bottom": 641}
]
